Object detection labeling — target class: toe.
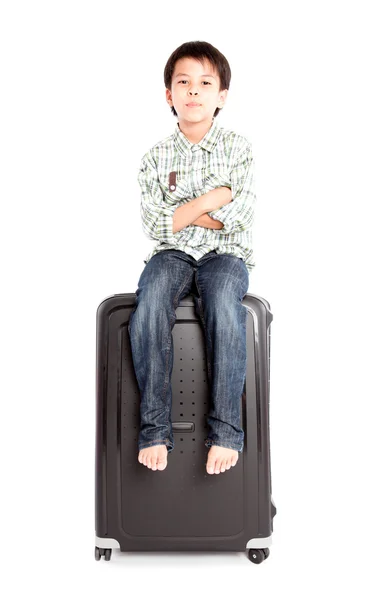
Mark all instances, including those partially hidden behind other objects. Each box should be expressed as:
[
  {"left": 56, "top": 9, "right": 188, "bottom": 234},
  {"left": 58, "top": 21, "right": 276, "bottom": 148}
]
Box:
[
  {"left": 206, "top": 457, "right": 216, "bottom": 474},
  {"left": 214, "top": 458, "right": 222, "bottom": 474},
  {"left": 156, "top": 447, "right": 168, "bottom": 470}
]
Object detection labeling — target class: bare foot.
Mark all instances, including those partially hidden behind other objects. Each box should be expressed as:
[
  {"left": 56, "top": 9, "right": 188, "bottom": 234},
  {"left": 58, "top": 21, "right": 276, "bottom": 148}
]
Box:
[
  {"left": 138, "top": 445, "right": 168, "bottom": 471},
  {"left": 206, "top": 445, "right": 239, "bottom": 475}
]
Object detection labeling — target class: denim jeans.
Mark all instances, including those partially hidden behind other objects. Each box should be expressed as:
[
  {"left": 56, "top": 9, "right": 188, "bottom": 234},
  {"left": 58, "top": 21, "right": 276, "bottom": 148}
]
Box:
[{"left": 127, "top": 249, "right": 249, "bottom": 454}]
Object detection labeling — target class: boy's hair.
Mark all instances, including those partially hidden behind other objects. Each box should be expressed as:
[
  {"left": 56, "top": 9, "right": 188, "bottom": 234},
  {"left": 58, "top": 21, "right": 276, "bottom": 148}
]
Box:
[{"left": 164, "top": 41, "right": 231, "bottom": 119}]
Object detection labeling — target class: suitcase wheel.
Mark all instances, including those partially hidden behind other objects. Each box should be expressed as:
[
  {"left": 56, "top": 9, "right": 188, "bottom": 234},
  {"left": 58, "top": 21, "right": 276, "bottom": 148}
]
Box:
[
  {"left": 95, "top": 546, "right": 112, "bottom": 561},
  {"left": 248, "top": 548, "right": 270, "bottom": 564}
]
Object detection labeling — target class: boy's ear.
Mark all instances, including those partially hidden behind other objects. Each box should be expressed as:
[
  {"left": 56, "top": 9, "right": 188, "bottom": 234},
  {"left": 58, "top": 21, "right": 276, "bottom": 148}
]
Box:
[
  {"left": 218, "top": 89, "right": 228, "bottom": 108},
  {"left": 166, "top": 88, "right": 173, "bottom": 107}
]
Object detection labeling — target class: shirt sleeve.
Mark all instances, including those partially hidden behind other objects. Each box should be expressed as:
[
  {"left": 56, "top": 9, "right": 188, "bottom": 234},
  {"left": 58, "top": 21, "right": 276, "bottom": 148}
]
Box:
[
  {"left": 138, "top": 153, "right": 179, "bottom": 245},
  {"left": 208, "top": 142, "right": 256, "bottom": 235}
]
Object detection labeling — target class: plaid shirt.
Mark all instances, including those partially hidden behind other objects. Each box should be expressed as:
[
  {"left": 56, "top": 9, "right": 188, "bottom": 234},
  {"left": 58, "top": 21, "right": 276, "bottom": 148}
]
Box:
[{"left": 138, "top": 118, "right": 257, "bottom": 273}]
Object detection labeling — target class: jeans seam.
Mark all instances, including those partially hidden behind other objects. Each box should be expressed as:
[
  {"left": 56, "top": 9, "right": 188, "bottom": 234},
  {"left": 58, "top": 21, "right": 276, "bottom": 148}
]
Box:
[
  {"left": 194, "top": 270, "right": 213, "bottom": 382},
  {"left": 161, "top": 269, "right": 194, "bottom": 406},
  {"left": 205, "top": 439, "right": 243, "bottom": 451},
  {"left": 139, "top": 439, "right": 169, "bottom": 447}
]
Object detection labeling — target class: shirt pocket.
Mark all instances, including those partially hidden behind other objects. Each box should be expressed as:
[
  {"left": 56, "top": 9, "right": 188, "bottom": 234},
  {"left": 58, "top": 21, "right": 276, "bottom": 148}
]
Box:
[{"left": 162, "top": 176, "right": 191, "bottom": 205}]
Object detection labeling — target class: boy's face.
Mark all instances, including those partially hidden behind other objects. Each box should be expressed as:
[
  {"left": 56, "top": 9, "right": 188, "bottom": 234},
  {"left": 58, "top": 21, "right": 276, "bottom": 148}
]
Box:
[{"left": 166, "top": 57, "right": 228, "bottom": 125}]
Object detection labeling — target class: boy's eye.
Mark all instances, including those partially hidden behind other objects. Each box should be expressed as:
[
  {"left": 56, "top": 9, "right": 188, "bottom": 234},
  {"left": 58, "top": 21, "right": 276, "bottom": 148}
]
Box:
[{"left": 178, "top": 80, "right": 211, "bottom": 85}]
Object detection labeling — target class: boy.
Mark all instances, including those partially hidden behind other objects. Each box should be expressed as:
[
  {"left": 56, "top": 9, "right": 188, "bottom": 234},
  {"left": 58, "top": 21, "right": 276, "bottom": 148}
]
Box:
[{"left": 128, "top": 41, "right": 257, "bottom": 476}]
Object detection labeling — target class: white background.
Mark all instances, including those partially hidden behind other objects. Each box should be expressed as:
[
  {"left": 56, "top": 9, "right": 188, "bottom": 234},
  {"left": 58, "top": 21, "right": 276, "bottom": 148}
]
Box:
[{"left": 1, "top": 0, "right": 388, "bottom": 597}]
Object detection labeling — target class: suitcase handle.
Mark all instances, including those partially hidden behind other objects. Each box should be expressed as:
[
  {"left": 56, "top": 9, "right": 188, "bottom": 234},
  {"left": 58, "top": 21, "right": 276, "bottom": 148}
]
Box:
[{"left": 172, "top": 421, "right": 195, "bottom": 433}]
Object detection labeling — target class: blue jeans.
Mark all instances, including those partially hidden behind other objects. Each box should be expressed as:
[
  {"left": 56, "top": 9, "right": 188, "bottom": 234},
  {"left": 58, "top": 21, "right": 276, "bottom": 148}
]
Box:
[{"left": 127, "top": 249, "right": 249, "bottom": 454}]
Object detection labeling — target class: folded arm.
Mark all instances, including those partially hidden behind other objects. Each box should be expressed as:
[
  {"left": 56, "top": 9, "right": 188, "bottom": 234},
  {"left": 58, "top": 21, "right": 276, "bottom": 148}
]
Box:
[
  {"left": 192, "top": 213, "right": 224, "bottom": 229},
  {"left": 138, "top": 154, "right": 228, "bottom": 241},
  {"left": 207, "top": 142, "right": 257, "bottom": 235}
]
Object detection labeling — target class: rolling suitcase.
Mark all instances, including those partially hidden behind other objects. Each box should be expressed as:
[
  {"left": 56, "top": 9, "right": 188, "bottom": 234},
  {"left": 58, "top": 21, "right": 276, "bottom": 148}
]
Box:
[{"left": 95, "top": 292, "right": 276, "bottom": 564}]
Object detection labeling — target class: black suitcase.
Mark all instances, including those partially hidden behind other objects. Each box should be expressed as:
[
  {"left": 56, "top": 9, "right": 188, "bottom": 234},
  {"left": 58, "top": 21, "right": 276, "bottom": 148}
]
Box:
[{"left": 95, "top": 292, "right": 276, "bottom": 564}]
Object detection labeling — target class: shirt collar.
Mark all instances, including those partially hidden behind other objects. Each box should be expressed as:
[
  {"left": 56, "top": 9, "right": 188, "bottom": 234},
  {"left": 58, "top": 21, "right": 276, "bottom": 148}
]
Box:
[{"left": 173, "top": 118, "right": 222, "bottom": 157}]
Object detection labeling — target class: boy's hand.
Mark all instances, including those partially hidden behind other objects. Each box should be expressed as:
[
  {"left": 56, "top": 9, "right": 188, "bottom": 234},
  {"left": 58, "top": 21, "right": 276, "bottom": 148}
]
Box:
[
  {"left": 211, "top": 218, "right": 224, "bottom": 229},
  {"left": 192, "top": 214, "right": 224, "bottom": 229},
  {"left": 201, "top": 186, "right": 232, "bottom": 212}
]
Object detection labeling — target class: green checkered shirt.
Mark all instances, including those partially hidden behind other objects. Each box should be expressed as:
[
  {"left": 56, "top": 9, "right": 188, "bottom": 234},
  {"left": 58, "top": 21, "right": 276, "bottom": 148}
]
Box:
[{"left": 138, "top": 117, "right": 257, "bottom": 273}]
